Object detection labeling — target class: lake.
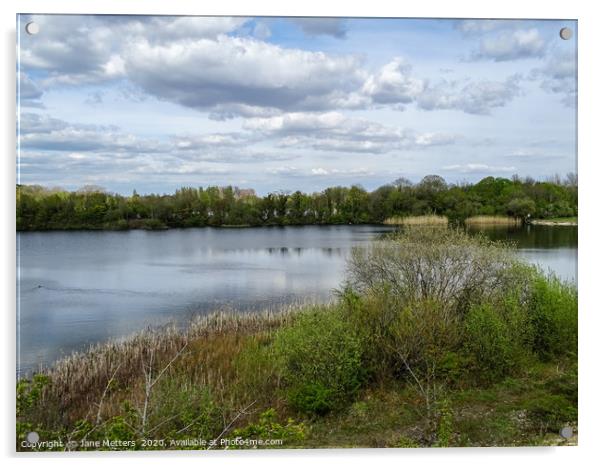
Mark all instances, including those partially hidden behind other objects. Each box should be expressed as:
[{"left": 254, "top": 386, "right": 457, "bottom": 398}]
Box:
[{"left": 16, "top": 224, "right": 577, "bottom": 374}]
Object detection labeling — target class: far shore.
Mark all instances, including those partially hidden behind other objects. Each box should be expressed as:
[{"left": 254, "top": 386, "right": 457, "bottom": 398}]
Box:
[{"left": 530, "top": 218, "right": 578, "bottom": 226}]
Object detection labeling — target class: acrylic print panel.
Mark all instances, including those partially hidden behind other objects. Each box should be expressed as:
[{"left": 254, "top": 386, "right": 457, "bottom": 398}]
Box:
[{"left": 16, "top": 14, "right": 577, "bottom": 451}]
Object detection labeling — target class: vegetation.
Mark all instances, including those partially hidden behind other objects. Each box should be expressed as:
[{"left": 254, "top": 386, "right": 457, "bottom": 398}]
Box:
[
  {"left": 384, "top": 214, "right": 448, "bottom": 226},
  {"left": 16, "top": 174, "right": 577, "bottom": 230},
  {"left": 465, "top": 215, "right": 522, "bottom": 226},
  {"left": 17, "top": 227, "right": 577, "bottom": 450},
  {"left": 531, "top": 217, "right": 578, "bottom": 226}
]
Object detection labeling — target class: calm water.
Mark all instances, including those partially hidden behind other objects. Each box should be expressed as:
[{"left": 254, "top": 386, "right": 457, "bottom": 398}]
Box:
[{"left": 17, "top": 224, "right": 577, "bottom": 374}]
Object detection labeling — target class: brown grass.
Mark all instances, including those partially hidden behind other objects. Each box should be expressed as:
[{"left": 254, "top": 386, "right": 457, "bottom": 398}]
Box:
[
  {"left": 465, "top": 216, "right": 522, "bottom": 226},
  {"left": 383, "top": 215, "right": 448, "bottom": 226},
  {"left": 39, "top": 307, "right": 305, "bottom": 423}
]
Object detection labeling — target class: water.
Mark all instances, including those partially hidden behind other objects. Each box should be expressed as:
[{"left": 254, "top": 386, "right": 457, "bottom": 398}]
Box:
[{"left": 16, "top": 224, "right": 577, "bottom": 374}]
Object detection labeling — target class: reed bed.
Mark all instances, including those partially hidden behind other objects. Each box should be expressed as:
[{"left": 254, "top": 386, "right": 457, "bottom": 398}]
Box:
[
  {"left": 465, "top": 215, "right": 522, "bottom": 226},
  {"left": 39, "top": 305, "right": 311, "bottom": 419},
  {"left": 384, "top": 214, "right": 448, "bottom": 226}
]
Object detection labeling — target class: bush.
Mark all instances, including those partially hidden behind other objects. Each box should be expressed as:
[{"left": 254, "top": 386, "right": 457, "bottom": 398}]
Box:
[
  {"left": 338, "top": 287, "right": 402, "bottom": 382},
  {"left": 464, "top": 303, "right": 525, "bottom": 381},
  {"left": 346, "top": 226, "right": 519, "bottom": 315},
  {"left": 528, "top": 275, "right": 577, "bottom": 360},
  {"left": 272, "top": 307, "right": 363, "bottom": 415}
]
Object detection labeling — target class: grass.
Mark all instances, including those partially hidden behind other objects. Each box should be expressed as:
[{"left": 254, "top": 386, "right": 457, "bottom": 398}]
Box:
[
  {"left": 465, "top": 216, "right": 522, "bottom": 227},
  {"left": 384, "top": 215, "right": 448, "bottom": 226},
  {"left": 299, "top": 357, "right": 577, "bottom": 448}
]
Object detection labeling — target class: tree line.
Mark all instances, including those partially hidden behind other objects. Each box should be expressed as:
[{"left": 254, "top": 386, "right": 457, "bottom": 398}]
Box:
[{"left": 16, "top": 174, "right": 577, "bottom": 231}]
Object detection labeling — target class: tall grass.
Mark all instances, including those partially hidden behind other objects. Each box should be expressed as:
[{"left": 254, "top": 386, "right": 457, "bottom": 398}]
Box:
[
  {"left": 34, "top": 307, "right": 303, "bottom": 427},
  {"left": 384, "top": 215, "right": 448, "bottom": 226},
  {"left": 465, "top": 215, "right": 522, "bottom": 226}
]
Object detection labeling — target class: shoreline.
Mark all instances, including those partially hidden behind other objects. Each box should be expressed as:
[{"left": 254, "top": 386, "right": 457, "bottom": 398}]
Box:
[{"left": 530, "top": 219, "right": 578, "bottom": 226}]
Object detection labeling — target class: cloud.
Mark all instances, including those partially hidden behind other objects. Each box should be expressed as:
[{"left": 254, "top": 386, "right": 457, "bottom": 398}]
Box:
[
  {"left": 442, "top": 163, "right": 516, "bottom": 174},
  {"left": 530, "top": 51, "right": 576, "bottom": 107},
  {"left": 19, "top": 15, "right": 250, "bottom": 86},
  {"left": 18, "top": 72, "right": 44, "bottom": 107},
  {"left": 124, "top": 35, "right": 364, "bottom": 113},
  {"left": 18, "top": 113, "right": 67, "bottom": 135},
  {"left": 20, "top": 15, "right": 124, "bottom": 85},
  {"left": 470, "top": 28, "right": 546, "bottom": 61},
  {"left": 19, "top": 113, "right": 297, "bottom": 169},
  {"left": 417, "top": 74, "right": 523, "bottom": 115},
  {"left": 506, "top": 148, "right": 566, "bottom": 160},
  {"left": 361, "top": 58, "right": 425, "bottom": 106},
  {"left": 19, "top": 16, "right": 529, "bottom": 117},
  {"left": 20, "top": 115, "right": 164, "bottom": 154},
  {"left": 356, "top": 58, "right": 523, "bottom": 115},
  {"left": 252, "top": 21, "right": 271, "bottom": 40},
  {"left": 455, "top": 19, "right": 529, "bottom": 35},
  {"left": 266, "top": 166, "right": 373, "bottom": 178},
  {"left": 291, "top": 18, "right": 347, "bottom": 38},
  {"left": 143, "top": 16, "right": 249, "bottom": 41},
  {"left": 310, "top": 167, "right": 373, "bottom": 176},
  {"left": 244, "top": 111, "right": 457, "bottom": 153}
]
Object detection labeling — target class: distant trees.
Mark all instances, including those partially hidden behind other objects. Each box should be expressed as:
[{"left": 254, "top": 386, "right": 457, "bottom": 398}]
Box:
[{"left": 16, "top": 174, "right": 578, "bottom": 231}]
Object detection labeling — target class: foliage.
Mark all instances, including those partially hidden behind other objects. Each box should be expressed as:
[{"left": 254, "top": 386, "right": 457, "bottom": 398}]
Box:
[
  {"left": 346, "top": 226, "right": 519, "bottom": 315},
  {"left": 272, "top": 308, "right": 364, "bottom": 415},
  {"left": 528, "top": 274, "right": 578, "bottom": 360},
  {"left": 464, "top": 303, "right": 527, "bottom": 382},
  {"left": 16, "top": 173, "right": 577, "bottom": 230},
  {"left": 231, "top": 408, "right": 306, "bottom": 445}
]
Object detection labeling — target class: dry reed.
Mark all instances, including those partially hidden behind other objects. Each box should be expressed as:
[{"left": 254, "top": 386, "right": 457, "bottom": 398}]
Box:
[
  {"left": 384, "top": 215, "right": 448, "bottom": 226},
  {"left": 37, "top": 305, "right": 313, "bottom": 421},
  {"left": 465, "top": 215, "right": 521, "bottom": 226}
]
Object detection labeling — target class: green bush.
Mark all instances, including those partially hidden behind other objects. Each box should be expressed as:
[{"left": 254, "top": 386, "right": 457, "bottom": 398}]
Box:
[
  {"left": 528, "top": 275, "right": 577, "bottom": 360},
  {"left": 464, "top": 301, "right": 530, "bottom": 382},
  {"left": 272, "top": 308, "right": 364, "bottom": 415},
  {"left": 338, "top": 287, "right": 402, "bottom": 382}
]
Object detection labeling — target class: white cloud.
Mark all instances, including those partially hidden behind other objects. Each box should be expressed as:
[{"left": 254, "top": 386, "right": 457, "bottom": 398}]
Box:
[
  {"left": 124, "top": 35, "right": 364, "bottom": 113},
  {"left": 471, "top": 29, "right": 546, "bottom": 62},
  {"left": 530, "top": 51, "right": 576, "bottom": 107},
  {"left": 361, "top": 58, "right": 425, "bottom": 106},
  {"left": 244, "top": 112, "right": 457, "bottom": 154},
  {"left": 443, "top": 163, "right": 516, "bottom": 174},
  {"left": 417, "top": 75, "right": 523, "bottom": 115},
  {"left": 455, "top": 19, "right": 529, "bottom": 35}
]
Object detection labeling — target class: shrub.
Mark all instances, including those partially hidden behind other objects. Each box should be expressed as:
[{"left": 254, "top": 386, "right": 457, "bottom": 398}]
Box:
[
  {"left": 272, "top": 307, "right": 363, "bottom": 415},
  {"left": 464, "top": 303, "right": 524, "bottom": 381},
  {"left": 346, "top": 226, "right": 519, "bottom": 315},
  {"left": 338, "top": 287, "right": 402, "bottom": 382},
  {"left": 528, "top": 275, "right": 577, "bottom": 360}
]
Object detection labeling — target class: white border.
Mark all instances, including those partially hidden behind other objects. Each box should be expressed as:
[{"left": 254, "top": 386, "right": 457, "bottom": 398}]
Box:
[{"left": 2, "top": 1, "right": 601, "bottom": 465}]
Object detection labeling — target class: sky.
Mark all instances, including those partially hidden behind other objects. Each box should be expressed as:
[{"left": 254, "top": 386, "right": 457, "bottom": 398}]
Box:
[{"left": 17, "top": 15, "right": 577, "bottom": 195}]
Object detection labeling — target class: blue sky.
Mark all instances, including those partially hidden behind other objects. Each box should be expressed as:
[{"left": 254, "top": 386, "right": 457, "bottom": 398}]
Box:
[{"left": 17, "top": 15, "right": 577, "bottom": 195}]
